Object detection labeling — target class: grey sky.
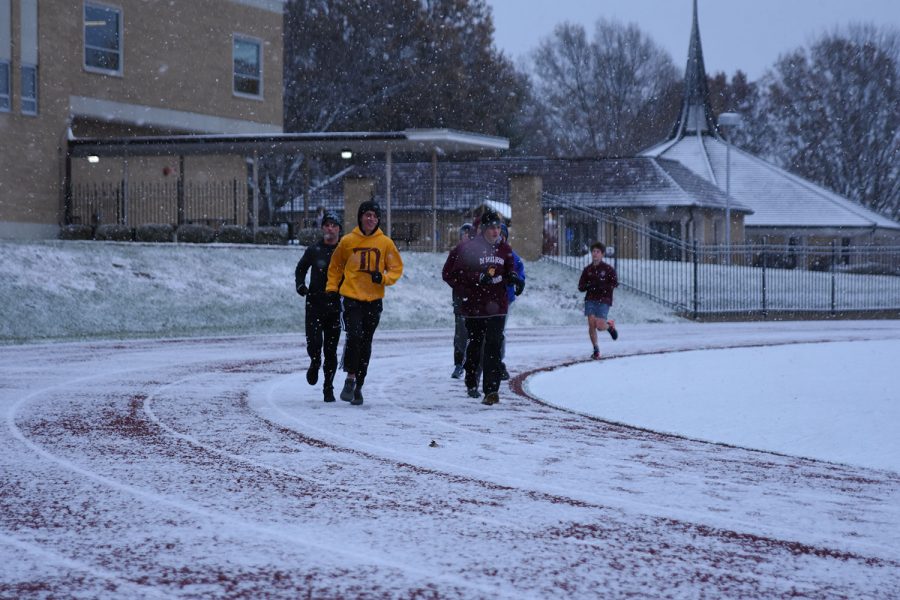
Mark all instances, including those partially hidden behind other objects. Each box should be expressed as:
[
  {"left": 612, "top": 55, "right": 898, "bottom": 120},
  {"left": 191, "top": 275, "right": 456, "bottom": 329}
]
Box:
[{"left": 486, "top": 0, "right": 900, "bottom": 80}]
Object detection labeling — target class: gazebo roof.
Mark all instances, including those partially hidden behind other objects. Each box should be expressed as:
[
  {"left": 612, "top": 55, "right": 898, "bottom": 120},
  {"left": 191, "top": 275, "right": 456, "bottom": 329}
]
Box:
[{"left": 641, "top": 0, "right": 900, "bottom": 232}]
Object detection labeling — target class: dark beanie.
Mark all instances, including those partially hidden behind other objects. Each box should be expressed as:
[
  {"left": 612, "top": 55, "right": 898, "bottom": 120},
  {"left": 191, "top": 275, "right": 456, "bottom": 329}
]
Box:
[
  {"left": 480, "top": 208, "right": 502, "bottom": 229},
  {"left": 357, "top": 200, "right": 381, "bottom": 231},
  {"left": 321, "top": 211, "right": 341, "bottom": 229}
]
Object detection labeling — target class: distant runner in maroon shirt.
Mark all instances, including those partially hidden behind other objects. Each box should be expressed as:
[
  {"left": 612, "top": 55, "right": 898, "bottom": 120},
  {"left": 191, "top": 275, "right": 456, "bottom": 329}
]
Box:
[{"left": 578, "top": 242, "right": 619, "bottom": 359}]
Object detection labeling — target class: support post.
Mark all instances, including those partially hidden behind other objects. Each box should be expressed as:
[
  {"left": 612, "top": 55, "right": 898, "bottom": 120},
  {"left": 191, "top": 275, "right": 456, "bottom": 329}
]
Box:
[
  {"left": 63, "top": 147, "right": 73, "bottom": 225},
  {"left": 303, "top": 158, "right": 310, "bottom": 228},
  {"left": 431, "top": 150, "right": 438, "bottom": 253},
  {"left": 122, "top": 159, "right": 129, "bottom": 226},
  {"left": 508, "top": 174, "right": 543, "bottom": 261},
  {"left": 385, "top": 150, "right": 392, "bottom": 236},
  {"left": 692, "top": 240, "right": 699, "bottom": 319},
  {"left": 343, "top": 177, "right": 375, "bottom": 234},
  {"left": 251, "top": 150, "right": 259, "bottom": 236},
  {"left": 177, "top": 155, "right": 185, "bottom": 226},
  {"left": 831, "top": 241, "right": 837, "bottom": 316}
]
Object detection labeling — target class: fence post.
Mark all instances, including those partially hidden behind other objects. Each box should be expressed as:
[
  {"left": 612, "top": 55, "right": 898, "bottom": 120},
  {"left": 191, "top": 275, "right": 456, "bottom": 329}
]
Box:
[
  {"left": 176, "top": 156, "right": 185, "bottom": 226},
  {"left": 63, "top": 146, "right": 73, "bottom": 225},
  {"left": 761, "top": 237, "right": 768, "bottom": 317},
  {"left": 831, "top": 241, "right": 837, "bottom": 316},
  {"left": 692, "top": 240, "right": 699, "bottom": 319},
  {"left": 232, "top": 179, "right": 238, "bottom": 225},
  {"left": 117, "top": 179, "right": 124, "bottom": 225},
  {"left": 612, "top": 217, "right": 619, "bottom": 271}
]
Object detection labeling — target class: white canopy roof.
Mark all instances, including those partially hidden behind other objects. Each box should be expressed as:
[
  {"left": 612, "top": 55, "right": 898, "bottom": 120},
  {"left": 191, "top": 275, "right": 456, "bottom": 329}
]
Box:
[{"left": 643, "top": 135, "right": 900, "bottom": 231}]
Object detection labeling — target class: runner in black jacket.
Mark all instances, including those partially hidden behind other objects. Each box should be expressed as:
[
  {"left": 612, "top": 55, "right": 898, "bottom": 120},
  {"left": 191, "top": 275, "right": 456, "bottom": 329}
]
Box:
[
  {"left": 295, "top": 212, "right": 342, "bottom": 402},
  {"left": 442, "top": 209, "right": 524, "bottom": 406}
]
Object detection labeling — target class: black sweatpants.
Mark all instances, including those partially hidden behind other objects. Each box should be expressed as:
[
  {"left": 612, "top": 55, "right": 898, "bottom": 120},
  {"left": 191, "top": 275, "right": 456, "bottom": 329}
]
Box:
[
  {"left": 453, "top": 313, "right": 468, "bottom": 366},
  {"left": 306, "top": 299, "right": 341, "bottom": 390},
  {"left": 463, "top": 315, "right": 505, "bottom": 395},
  {"left": 341, "top": 297, "right": 382, "bottom": 388}
]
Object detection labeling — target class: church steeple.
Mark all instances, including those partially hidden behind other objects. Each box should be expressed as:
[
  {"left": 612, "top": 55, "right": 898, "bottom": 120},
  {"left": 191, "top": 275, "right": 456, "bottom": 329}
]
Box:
[{"left": 668, "top": 0, "right": 719, "bottom": 139}]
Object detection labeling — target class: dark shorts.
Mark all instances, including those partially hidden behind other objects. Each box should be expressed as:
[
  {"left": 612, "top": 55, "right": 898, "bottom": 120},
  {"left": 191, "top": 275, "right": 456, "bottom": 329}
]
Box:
[{"left": 584, "top": 301, "right": 610, "bottom": 319}]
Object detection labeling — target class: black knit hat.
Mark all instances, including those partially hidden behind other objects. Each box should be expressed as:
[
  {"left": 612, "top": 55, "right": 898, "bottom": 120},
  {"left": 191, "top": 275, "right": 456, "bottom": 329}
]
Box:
[
  {"left": 479, "top": 208, "right": 502, "bottom": 229},
  {"left": 321, "top": 211, "right": 341, "bottom": 229}
]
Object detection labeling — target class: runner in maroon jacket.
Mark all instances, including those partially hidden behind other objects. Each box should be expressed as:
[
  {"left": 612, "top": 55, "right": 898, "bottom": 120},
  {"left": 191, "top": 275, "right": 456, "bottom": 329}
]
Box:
[
  {"left": 442, "top": 208, "right": 524, "bottom": 405},
  {"left": 578, "top": 242, "right": 619, "bottom": 359}
]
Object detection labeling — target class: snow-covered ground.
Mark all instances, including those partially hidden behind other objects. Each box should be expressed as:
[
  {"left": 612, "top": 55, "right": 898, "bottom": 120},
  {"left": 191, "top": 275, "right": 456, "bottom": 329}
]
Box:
[
  {"left": 1, "top": 240, "right": 899, "bottom": 597},
  {"left": 529, "top": 338, "right": 900, "bottom": 471},
  {"left": 0, "top": 239, "right": 680, "bottom": 344}
]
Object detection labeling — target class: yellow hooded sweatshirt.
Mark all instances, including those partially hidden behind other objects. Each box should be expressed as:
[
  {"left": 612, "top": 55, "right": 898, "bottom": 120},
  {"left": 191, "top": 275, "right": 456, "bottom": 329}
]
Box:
[{"left": 326, "top": 226, "right": 403, "bottom": 301}]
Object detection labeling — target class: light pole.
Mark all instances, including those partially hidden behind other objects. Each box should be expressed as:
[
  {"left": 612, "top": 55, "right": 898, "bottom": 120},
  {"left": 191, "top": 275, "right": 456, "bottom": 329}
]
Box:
[{"left": 717, "top": 112, "right": 742, "bottom": 261}]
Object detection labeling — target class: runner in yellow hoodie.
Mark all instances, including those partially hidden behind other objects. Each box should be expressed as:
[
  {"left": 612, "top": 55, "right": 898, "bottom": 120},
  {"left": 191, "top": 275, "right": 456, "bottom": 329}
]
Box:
[{"left": 326, "top": 200, "right": 403, "bottom": 405}]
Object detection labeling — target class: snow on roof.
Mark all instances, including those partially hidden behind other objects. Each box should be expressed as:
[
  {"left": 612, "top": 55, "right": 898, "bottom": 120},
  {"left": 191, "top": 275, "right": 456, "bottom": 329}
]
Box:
[
  {"left": 643, "top": 136, "right": 900, "bottom": 230},
  {"left": 482, "top": 199, "right": 511, "bottom": 219},
  {"left": 333, "top": 157, "right": 750, "bottom": 214}
]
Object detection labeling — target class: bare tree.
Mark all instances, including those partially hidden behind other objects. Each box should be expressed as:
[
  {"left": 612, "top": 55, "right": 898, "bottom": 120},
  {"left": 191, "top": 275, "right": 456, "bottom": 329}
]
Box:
[
  {"left": 749, "top": 25, "right": 900, "bottom": 220},
  {"left": 528, "top": 20, "right": 679, "bottom": 157}
]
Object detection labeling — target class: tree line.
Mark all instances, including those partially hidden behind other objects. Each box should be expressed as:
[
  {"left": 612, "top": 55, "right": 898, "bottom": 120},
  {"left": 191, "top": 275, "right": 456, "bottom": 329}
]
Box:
[{"left": 273, "top": 0, "right": 899, "bottom": 224}]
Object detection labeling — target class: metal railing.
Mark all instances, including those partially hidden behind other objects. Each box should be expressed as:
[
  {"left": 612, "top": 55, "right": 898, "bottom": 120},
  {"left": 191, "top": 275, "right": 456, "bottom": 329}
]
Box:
[
  {"left": 543, "top": 193, "right": 900, "bottom": 318},
  {"left": 68, "top": 179, "right": 246, "bottom": 228}
]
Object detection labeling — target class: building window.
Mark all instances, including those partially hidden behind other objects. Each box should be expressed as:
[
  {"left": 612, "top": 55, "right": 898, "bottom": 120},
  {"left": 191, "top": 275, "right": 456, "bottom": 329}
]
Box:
[
  {"left": 20, "top": 64, "right": 36, "bottom": 114},
  {"left": 0, "top": 61, "right": 9, "bottom": 111},
  {"left": 84, "top": 3, "right": 122, "bottom": 73},
  {"left": 233, "top": 36, "right": 261, "bottom": 97}
]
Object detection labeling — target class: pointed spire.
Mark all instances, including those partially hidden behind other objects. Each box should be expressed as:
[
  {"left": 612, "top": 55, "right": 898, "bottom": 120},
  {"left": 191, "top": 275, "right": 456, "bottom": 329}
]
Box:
[{"left": 668, "top": 0, "right": 719, "bottom": 139}]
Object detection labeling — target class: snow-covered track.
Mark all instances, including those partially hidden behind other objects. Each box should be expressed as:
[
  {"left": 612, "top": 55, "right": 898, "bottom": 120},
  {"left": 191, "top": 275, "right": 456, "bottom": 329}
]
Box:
[{"left": 2, "top": 324, "right": 899, "bottom": 598}]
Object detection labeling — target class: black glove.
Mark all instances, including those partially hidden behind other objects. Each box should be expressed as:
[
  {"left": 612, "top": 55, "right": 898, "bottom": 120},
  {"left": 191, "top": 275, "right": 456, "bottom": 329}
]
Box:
[
  {"left": 370, "top": 270, "right": 383, "bottom": 284},
  {"left": 296, "top": 283, "right": 308, "bottom": 296},
  {"left": 507, "top": 271, "right": 525, "bottom": 296},
  {"left": 478, "top": 265, "right": 497, "bottom": 285}
]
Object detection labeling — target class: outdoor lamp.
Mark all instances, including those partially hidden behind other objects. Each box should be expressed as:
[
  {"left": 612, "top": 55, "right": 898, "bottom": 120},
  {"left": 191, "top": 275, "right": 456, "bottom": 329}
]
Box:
[
  {"left": 717, "top": 112, "right": 743, "bottom": 259},
  {"left": 340, "top": 149, "right": 352, "bottom": 160},
  {"left": 87, "top": 155, "right": 100, "bottom": 163}
]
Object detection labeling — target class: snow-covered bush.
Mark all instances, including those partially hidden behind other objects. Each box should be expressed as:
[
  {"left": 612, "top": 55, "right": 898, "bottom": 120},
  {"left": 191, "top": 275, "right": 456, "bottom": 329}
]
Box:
[
  {"left": 58, "top": 224, "right": 93, "bottom": 240},
  {"left": 135, "top": 224, "right": 174, "bottom": 243},
  {"left": 254, "top": 226, "right": 288, "bottom": 245},
  {"left": 94, "top": 224, "right": 133, "bottom": 242},
  {"left": 176, "top": 224, "right": 215, "bottom": 244},
  {"left": 216, "top": 225, "right": 253, "bottom": 244}
]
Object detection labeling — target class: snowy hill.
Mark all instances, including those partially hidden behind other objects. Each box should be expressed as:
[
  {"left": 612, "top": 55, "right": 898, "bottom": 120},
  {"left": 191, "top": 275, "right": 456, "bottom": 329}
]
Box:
[{"left": 0, "top": 239, "right": 680, "bottom": 344}]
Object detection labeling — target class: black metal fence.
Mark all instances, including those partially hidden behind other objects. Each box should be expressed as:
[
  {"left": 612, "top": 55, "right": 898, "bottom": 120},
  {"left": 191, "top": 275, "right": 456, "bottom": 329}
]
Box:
[
  {"left": 275, "top": 170, "right": 510, "bottom": 252},
  {"left": 544, "top": 193, "right": 900, "bottom": 318},
  {"left": 69, "top": 179, "right": 246, "bottom": 228}
]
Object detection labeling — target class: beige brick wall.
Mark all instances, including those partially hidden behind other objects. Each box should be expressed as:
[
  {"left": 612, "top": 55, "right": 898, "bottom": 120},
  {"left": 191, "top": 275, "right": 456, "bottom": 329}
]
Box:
[{"left": 0, "top": 0, "right": 283, "bottom": 237}]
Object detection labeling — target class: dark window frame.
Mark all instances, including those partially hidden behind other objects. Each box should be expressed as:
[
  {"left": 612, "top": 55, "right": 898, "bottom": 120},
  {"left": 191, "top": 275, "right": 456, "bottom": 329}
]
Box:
[
  {"left": 84, "top": 2, "right": 123, "bottom": 75},
  {"left": 232, "top": 35, "right": 262, "bottom": 98}
]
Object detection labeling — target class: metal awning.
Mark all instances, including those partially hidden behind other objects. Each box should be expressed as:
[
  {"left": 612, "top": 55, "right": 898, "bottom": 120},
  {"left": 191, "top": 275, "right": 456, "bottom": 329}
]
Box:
[
  {"left": 65, "top": 128, "right": 509, "bottom": 245},
  {"left": 66, "top": 128, "right": 509, "bottom": 157}
]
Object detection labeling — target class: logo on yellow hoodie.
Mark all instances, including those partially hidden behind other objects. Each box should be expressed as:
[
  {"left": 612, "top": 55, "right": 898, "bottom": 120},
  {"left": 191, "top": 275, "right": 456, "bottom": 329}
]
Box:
[{"left": 326, "top": 226, "right": 403, "bottom": 302}]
